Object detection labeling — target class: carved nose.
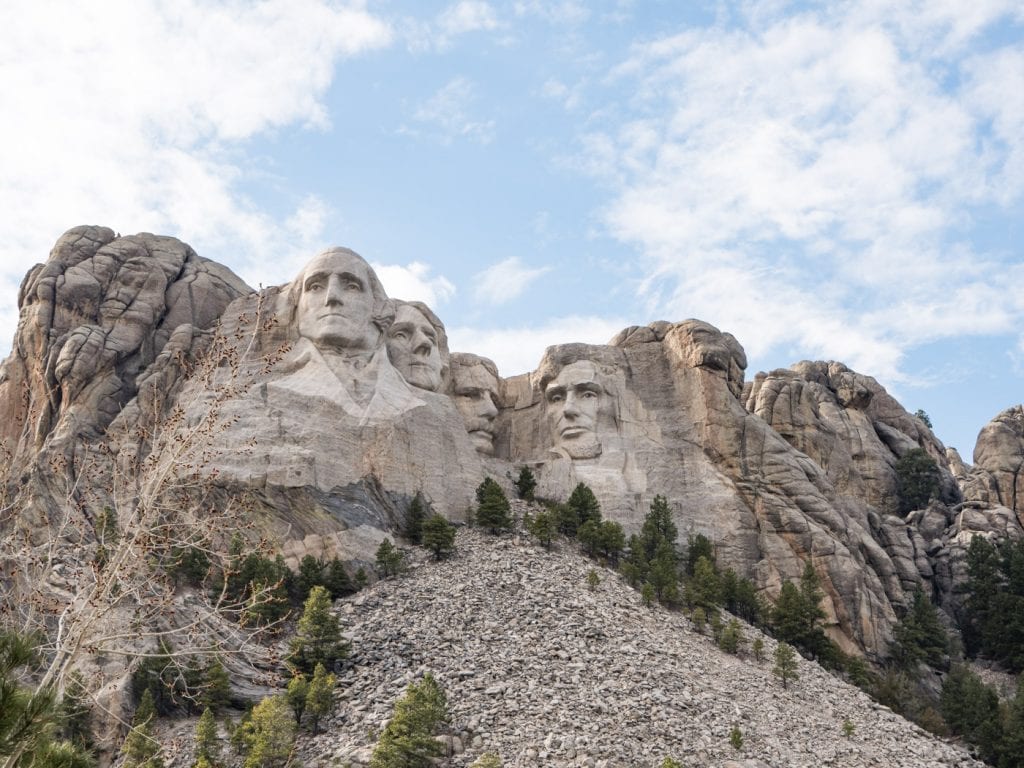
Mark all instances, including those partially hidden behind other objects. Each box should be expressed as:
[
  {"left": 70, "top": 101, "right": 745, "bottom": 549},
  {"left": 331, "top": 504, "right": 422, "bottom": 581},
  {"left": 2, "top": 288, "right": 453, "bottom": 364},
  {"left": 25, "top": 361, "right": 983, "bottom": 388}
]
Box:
[
  {"left": 412, "top": 330, "right": 433, "bottom": 356},
  {"left": 480, "top": 394, "right": 498, "bottom": 419},
  {"left": 324, "top": 276, "right": 344, "bottom": 305},
  {"left": 562, "top": 394, "right": 580, "bottom": 417}
]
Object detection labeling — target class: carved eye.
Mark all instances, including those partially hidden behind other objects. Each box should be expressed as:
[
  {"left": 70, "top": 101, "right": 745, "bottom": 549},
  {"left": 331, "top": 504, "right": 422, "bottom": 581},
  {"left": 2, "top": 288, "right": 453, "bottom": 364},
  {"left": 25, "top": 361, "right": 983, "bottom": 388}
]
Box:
[
  {"left": 391, "top": 330, "right": 408, "bottom": 341},
  {"left": 344, "top": 280, "right": 362, "bottom": 292},
  {"left": 548, "top": 393, "right": 564, "bottom": 404},
  {"left": 582, "top": 390, "right": 598, "bottom": 399},
  {"left": 306, "top": 280, "right": 323, "bottom": 292}
]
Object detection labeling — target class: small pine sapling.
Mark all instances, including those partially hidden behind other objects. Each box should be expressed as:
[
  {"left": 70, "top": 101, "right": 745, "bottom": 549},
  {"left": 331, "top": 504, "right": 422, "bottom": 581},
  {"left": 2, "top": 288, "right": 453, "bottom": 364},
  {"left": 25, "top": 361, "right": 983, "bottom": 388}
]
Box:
[
  {"left": 773, "top": 642, "right": 799, "bottom": 689},
  {"left": 586, "top": 568, "right": 600, "bottom": 591},
  {"left": 729, "top": 725, "right": 743, "bottom": 751},
  {"left": 842, "top": 718, "right": 855, "bottom": 738},
  {"left": 752, "top": 637, "right": 765, "bottom": 663},
  {"left": 691, "top": 606, "right": 707, "bottom": 634},
  {"left": 641, "top": 582, "right": 655, "bottom": 608}
]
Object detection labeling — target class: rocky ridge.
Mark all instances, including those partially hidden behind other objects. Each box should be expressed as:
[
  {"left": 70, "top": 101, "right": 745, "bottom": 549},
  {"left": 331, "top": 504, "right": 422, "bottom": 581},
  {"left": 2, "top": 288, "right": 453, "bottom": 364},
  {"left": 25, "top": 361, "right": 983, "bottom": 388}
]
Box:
[{"left": 293, "top": 527, "right": 981, "bottom": 768}]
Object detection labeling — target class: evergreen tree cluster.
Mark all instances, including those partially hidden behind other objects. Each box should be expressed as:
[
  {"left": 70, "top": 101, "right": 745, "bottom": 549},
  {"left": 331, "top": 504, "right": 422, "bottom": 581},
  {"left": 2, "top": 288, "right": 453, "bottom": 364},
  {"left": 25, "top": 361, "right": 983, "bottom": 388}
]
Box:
[
  {"left": 130, "top": 645, "right": 231, "bottom": 716},
  {"left": 964, "top": 535, "right": 1024, "bottom": 672},
  {"left": 216, "top": 536, "right": 359, "bottom": 627},
  {"left": 940, "top": 665, "right": 1024, "bottom": 766},
  {"left": 0, "top": 630, "right": 96, "bottom": 767}
]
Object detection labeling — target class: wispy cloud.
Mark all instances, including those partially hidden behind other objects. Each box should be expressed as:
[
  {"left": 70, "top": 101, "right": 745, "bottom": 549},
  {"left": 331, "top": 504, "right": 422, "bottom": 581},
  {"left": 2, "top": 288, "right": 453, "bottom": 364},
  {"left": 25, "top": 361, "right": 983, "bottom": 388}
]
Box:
[
  {"left": 372, "top": 262, "right": 456, "bottom": 308},
  {"left": 581, "top": 1, "right": 1024, "bottom": 381},
  {"left": 0, "top": 0, "right": 392, "bottom": 351},
  {"left": 404, "top": 77, "right": 496, "bottom": 145},
  {"left": 404, "top": 1, "right": 501, "bottom": 52},
  {"left": 473, "top": 257, "right": 553, "bottom": 305},
  {"left": 513, "top": 0, "right": 590, "bottom": 25},
  {"left": 448, "top": 315, "right": 628, "bottom": 375}
]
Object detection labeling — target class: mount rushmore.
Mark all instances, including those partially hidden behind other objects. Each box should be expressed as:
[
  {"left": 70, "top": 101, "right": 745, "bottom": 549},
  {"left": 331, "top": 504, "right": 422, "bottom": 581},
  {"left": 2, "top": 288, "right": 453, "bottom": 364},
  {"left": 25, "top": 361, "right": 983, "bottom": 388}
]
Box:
[{"left": 2, "top": 225, "right": 1023, "bottom": 662}]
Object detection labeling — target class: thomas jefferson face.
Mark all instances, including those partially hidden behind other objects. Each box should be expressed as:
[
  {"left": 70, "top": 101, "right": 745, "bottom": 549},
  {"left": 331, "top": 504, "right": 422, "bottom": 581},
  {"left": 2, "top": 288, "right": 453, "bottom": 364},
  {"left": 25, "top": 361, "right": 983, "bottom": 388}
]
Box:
[
  {"left": 387, "top": 304, "right": 443, "bottom": 391},
  {"left": 296, "top": 251, "right": 378, "bottom": 352},
  {"left": 452, "top": 363, "right": 500, "bottom": 455},
  {"left": 545, "top": 360, "right": 609, "bottom": 459}
]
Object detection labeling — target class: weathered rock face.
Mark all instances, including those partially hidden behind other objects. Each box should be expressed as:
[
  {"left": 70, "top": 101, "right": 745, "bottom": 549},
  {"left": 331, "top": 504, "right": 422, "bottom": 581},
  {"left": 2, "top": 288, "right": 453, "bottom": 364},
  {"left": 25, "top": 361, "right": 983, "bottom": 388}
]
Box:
[
  {"left": 0, "top": 225, "right": 250, "bottom": 473},
  {"left": 4, "top": 227, "right": 1024, "bottom": 662},
  {"left": 967, "top": 406, "right": 1024, "bottom": 528}
]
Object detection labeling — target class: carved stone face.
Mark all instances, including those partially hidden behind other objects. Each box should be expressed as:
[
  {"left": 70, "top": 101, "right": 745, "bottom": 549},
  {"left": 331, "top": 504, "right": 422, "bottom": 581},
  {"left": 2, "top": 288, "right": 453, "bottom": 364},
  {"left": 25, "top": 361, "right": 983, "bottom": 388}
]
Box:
[
  {"left": 451, "top": 363, "right": 500, "bottom": 455},
  {"left": 545, "top": 360, "right": 610, "bottom": 459},
  {"left": 387, "top": 304, "right": 443, "bottom": 391},
  {"left": 296, "top": 251, "right": 378, "bottom": 352}
]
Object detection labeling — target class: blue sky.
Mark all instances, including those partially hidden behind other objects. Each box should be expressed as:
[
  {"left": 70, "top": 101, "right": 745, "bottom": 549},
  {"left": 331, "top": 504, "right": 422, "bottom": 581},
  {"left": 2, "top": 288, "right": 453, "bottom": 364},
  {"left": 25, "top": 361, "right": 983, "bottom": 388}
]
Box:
[{"left": 1, "top": 0, "right": 1022, "bottom": 457}]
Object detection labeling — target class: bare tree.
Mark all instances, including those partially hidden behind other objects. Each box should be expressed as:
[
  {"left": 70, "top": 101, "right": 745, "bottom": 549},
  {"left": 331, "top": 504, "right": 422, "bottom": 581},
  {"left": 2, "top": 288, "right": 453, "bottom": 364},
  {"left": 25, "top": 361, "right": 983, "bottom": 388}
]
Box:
[{"left": 0, "top": 296, "right": 295, "bottom": 764}]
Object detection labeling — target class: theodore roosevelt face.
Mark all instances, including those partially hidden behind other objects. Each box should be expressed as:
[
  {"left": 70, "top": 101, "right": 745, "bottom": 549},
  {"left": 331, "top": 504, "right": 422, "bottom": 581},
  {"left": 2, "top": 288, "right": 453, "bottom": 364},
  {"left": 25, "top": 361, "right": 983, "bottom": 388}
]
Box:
[
  {"left": 451, "top": 360, "right": 500, "bottom": 455},
  {"left": 296, "top": 250, "right": 379, "bottom": 353},
  {"left": 386, "top": 303, "right": 443, "bottom": 391}
]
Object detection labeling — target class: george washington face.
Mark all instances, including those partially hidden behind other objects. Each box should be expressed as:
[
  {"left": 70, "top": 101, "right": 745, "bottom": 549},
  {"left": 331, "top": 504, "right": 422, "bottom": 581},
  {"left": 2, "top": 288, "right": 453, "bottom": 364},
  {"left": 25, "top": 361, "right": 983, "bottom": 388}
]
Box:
[{"left": 296, "top": 250, "right": 379, "bottom": 352}]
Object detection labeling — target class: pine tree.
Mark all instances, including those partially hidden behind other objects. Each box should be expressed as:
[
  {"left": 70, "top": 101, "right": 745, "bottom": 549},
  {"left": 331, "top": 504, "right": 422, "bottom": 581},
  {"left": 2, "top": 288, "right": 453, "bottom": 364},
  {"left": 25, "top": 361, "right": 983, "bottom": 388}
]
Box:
[
  {"left": 304, "top": 663, "right": 337, "bottom": 735},
  {"left": 512, "top": 466, "right": 537, "bottom": 501},
  {"left": 0, "top": 630, "right": 91, "bottom": 768},
  {"left": 940, "top": 664, "right": 1003, "bottom": 763},
  {"left": 193, "top": 707, "right": 220, "bottom": 768},
  {"left": 648, "top": 540, "right": 680, "bottom": 603},
  {"left": 685, "top": 533, "right": 714, "bottom": 576},
  {"left": 891, "top": 589, "right": 949, "bottom": 668},
  {"left": 894, "top": 448, "right": 941, "bottom": 513},
  {"left": 370, "top": 673, "right": 448, "bottom": 768},
  {"left": 288, "top": 585, "right": 350, "bottom": 675},
  {"left": 719, "top": 619, "right": 745, "bottom": 655},
  {"left": 586, "top": 569, "right": 600, "bottom": 591},
  {"left": 772, "top": 642, "right": 799, "bottom": 689},
  {"left": 685, "top": 555, "right": 721, "bottom": 613},
  {"left": 525, "top": 509, "right": 556, "bottom": 549},
  {"left": 772, "top": 563, "right": 828, "bottom": 657},
  {"left": 285, "top": 674, "right": 308, "bottom": 725},
  {"left": 200, "top": 658, "right": 231, "bottom": 714},
  {"left": 421, "top": 514, "right": 456, "bottom": 560},
  {"left": 376, "top": 539, "right": 405, "bottom": 578},
  {"left": 641, "top": 495, "right": 677, "bottom": 560},
  {"left": 752, "top": 637, "right": 765, "bottom": 662},
  {"left": 475, "top": 478, "right": 512, "bottom": 534},
  {"left": 729, "top": 725, "right": 743, "bottom": 751},
  {"left": 354, "top": 567, "right": 369, "bottom": 590},
  {"left": 566, "top": 484, "right": 601, "bottom": 530},
  {"left": 404, "top": 493, "right": 428, "bottom": 545},
  {"left": 122, "top": 689, "right": 164, "bottom": 768},
  {"left": 241, "top": 696, "right": 295, "bottom": 768}
]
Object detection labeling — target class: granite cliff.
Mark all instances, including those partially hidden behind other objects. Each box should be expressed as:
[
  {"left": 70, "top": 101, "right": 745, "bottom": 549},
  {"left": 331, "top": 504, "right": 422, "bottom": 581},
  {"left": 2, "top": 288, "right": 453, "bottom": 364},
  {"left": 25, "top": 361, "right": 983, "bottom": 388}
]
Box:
[{"left": 2, "top": 226, "right": 1023, "bottom": 689}]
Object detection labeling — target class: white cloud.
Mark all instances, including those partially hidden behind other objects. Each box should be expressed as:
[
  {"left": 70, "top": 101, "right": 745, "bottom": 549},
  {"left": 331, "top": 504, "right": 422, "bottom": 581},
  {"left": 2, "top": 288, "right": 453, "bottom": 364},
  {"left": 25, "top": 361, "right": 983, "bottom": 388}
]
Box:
[
  {"left": 583, "top": 1, "right": 1024, "bottom": 381},
  {"left": 473, "top": 257, "right": 553, "bottom": 305},
  {"left": 0, "top": 0, "right": 392, "bottom": 352},
  {"left": 404, "top": 1, "right": 501, "bottom": 52},
  {"left": 513, "top": 0, "right": 590, "bottom": 25},
  {"left": 448, "top": 315, "right": 628, "bottom": 376},
  {"left": 372, "top": 262, "right": 456, "bottom": 308},
  {"left": 405, "top": 77, "right": 496, "bottom": 145}
]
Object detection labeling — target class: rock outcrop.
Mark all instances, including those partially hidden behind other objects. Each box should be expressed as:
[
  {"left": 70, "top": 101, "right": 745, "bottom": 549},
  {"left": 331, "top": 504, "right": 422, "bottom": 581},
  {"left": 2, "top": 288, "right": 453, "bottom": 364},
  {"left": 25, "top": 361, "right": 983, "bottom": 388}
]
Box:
[
  {"left": 3, "top": 226, "right": 1024, "bottom": 672},
  {"left": 0, "top": 225, "right": 249, "bottom": 473}
]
